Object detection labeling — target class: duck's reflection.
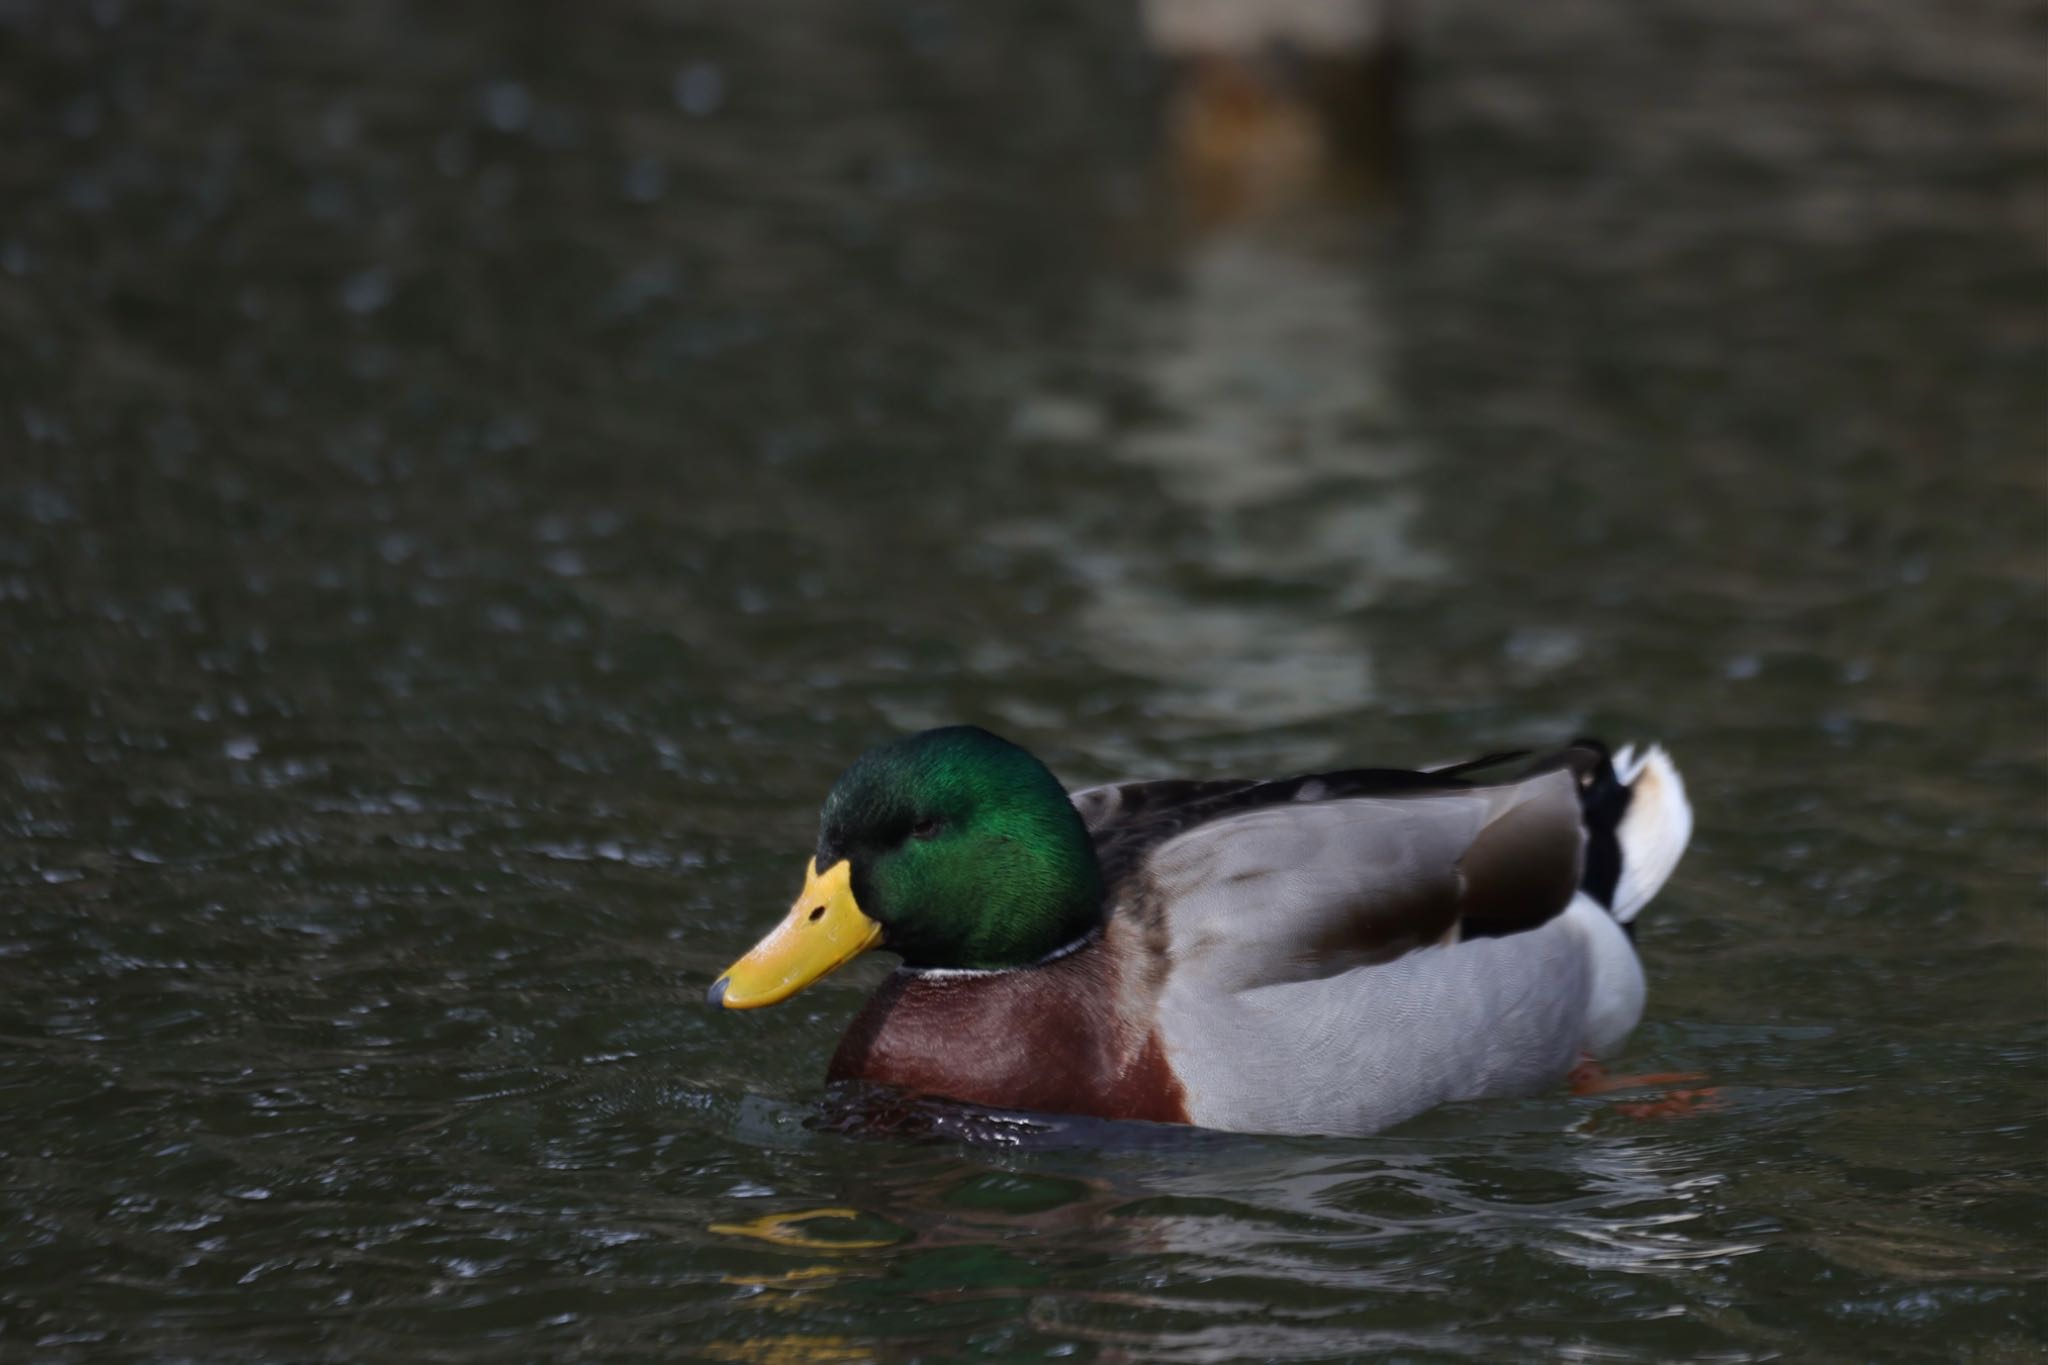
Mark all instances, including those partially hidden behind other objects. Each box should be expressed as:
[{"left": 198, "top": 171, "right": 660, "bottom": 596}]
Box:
[{"left": 703, "top": 1090, "right": 1759, "bottom": 1362}]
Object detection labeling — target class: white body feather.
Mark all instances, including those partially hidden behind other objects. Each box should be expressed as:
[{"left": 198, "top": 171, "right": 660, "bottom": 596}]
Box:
[{"left": 1607, "top": 745, "right": 1692, "bottom": 923}]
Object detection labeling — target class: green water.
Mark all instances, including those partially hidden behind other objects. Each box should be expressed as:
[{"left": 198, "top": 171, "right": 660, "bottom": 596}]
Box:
[{"left": 2, "top": 1, "right": 2043, "bottom": 1360}]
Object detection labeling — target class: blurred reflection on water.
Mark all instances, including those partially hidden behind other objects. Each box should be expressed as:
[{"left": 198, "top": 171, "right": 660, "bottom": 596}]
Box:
[
  {"left": 1000, "top": 223, "right": 1441, "bottom": 732},
  {"left": 1, "top": 0, "right": 2043, "bottom": 1359},
  {"left": 1000, "top": 3, "right": 1435, "bottom": 738}
]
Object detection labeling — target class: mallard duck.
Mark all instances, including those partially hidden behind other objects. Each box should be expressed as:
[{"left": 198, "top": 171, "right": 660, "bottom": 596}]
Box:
[{"left": 709, "top": 727, "right": 1691, "bottom": 1137}]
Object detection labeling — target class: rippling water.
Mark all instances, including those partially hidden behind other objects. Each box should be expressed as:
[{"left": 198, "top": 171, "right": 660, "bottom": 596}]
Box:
[{"left": 2, "top": 0, "right": 2043, "bottom": 1359}]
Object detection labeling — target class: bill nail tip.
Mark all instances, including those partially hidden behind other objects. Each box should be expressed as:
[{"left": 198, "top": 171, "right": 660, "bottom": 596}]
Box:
[{"left": 706, "top": 976, "right": 730, "bottom": 1009}]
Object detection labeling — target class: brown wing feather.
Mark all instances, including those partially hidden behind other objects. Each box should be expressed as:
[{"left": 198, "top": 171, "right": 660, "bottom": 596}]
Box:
[
  {"left": 1097, "top": 759, "right": 1593, "bottom": 990},
  {"left": 1454, "top": 772, "right": 1587, "bottom": 938}
]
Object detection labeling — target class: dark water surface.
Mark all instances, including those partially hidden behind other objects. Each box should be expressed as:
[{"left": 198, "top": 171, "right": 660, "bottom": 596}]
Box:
[{"left": 3, "top": 1, "right": 2044, "bottom": 1360}]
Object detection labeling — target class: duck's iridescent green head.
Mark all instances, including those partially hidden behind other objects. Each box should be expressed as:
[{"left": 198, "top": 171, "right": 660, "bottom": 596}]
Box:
[{"left": 709, "top": 727, "right": 1105, "bottom": 1008}]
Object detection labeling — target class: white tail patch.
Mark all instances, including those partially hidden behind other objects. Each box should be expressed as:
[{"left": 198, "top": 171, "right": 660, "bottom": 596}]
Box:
[{"left": 1607, "top": 744, "right": 1692, "bottom": 923}]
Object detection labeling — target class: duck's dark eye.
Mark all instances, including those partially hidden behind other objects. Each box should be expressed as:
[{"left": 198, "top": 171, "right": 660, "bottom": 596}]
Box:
[{"left": 909, "top": 816, "right": 942, "bottom": 841}]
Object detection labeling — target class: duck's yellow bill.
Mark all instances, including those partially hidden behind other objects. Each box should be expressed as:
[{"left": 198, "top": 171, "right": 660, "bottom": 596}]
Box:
[{"left": 708, "top": 858, "right": 882, "bottom": 1010}]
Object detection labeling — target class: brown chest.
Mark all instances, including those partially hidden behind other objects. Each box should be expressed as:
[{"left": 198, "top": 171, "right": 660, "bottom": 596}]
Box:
[{"left": 824, "top": 950, "right": 1189, "bottom": 1126}]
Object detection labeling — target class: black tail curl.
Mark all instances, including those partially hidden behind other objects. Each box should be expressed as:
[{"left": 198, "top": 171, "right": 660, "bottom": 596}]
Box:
[{"left": 1568, "top": 737, "right": 1635, "bottom": 923}]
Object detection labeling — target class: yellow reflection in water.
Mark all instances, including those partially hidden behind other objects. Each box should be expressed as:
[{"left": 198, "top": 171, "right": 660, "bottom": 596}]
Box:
[
  {"left": 706, "top": 1210, "right": 894, "bottom": 1362},
  {"left": 719, "top": 1264, "right": 858, "bottom": 1289},
  {"left": 707, "top": 1206, "right": 901, "bottom": 1251}
]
